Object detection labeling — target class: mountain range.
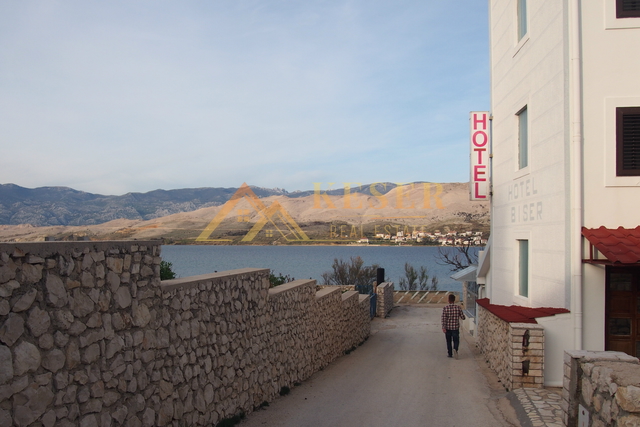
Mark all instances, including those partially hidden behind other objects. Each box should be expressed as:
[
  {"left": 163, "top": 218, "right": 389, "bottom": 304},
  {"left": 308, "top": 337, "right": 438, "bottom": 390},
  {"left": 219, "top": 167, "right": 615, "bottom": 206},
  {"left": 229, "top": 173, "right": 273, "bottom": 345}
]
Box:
[
  {"left": 0, "top": 182, "right": 489, "bottom": 243},
  {"left": 0, "top": 182, "right": 420, "bottom": 226}
]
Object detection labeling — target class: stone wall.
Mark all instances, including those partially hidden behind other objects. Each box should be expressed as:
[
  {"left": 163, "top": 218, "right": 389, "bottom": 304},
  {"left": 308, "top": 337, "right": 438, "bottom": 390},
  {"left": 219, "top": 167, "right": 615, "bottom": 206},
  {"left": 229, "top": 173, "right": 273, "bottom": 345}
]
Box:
[
  {"left": 0, "top": 241, "right": 371, "bottom": 427},
  {"left": 562, "top": 350, "right": 640, "bottom": 427},
  {"left": 477, "top": 305, "right": 545, "bottom": 390},
  {"left": 316, "top": 282, "right": 395, "bottom": 319},
  {"left": 376, "top": 282, "right": 394, "bottom": 318}
]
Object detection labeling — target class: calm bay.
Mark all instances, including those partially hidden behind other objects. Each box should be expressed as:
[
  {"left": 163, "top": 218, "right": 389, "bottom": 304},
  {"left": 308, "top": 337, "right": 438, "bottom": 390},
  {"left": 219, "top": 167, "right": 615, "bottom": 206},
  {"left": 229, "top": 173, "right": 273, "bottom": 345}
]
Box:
[{"left": 161, "top": 245, "right": 477, "bottom": 292}]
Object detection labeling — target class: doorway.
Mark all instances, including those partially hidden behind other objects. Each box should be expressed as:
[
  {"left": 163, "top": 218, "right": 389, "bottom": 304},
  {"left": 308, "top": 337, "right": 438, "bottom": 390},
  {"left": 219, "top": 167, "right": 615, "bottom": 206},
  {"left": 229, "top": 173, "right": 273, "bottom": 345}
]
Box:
[{"left": 605, "top": 266, "right": 640, "bottom": 357}]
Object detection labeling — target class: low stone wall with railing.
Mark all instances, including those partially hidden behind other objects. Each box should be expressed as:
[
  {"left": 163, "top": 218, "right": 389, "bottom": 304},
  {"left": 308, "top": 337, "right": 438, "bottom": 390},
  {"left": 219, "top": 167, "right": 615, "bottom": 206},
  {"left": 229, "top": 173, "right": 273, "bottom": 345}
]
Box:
[
  {"left": 0, "top": 241, "right": 371, "bottom": 427},
  {"left": 393, "top": 290, "right": 459, "bottom": 305},
  {"left": 562, "top": 350, "right": 640, "bottom": 427}
]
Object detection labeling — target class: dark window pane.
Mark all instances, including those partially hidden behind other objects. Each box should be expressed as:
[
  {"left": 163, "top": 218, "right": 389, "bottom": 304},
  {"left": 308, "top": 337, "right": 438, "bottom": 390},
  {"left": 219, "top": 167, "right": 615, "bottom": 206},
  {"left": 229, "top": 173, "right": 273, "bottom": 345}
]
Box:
[
  {"left": 623, "top": 114, "right": 640, "bottom": 170},
  {"left": 617, "top": 108, "right": 640, "bottom": 175},
  {"left": 623, "top": 0, "right": 640, "bottom": 11},
  {"left": 617, "top": 0, "right": 640, "bottom": 17},
  {"left": 610, "top": 272, "right": 633, "bottom": 291},
  {"left": 610, "top": 318, "right": 631, "bottom": 336}
]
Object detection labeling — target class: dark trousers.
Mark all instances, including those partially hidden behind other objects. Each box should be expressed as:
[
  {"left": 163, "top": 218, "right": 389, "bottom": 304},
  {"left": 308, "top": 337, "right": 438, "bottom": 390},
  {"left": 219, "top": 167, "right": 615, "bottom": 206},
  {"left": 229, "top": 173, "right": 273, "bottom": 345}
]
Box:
[{"left": 445, "top": 329, "right": 460, "bottom": 356}]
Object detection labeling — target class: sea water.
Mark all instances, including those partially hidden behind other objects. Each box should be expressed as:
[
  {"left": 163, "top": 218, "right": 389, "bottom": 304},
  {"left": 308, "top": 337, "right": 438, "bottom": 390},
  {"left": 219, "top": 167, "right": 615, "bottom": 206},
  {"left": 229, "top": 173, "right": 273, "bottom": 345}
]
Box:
[{"left": 161, "top": 245, "right": 478, "bottom": 292}]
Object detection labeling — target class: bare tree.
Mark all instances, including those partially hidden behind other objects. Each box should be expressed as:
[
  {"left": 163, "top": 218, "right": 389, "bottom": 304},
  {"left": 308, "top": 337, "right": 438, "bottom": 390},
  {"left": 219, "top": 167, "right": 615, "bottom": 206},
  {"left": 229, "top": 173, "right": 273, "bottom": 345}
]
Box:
[
  {"left": 430, "top": 276, "right": 439, "bottom": 291},
  {"left": 435, "top": 241, "right": 478, "bottom": 272},
  {"left": 398, "top": 263, "right": 430, "bottom": 291},
  {"left": 418, "top": 266, "right": 430, "bottom": 291}
]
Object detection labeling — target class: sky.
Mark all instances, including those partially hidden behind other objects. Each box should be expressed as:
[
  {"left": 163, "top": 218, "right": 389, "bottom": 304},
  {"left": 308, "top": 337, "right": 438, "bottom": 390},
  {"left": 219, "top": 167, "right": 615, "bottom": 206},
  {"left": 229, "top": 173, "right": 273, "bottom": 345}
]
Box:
[{"left": 0, "top": 1, "right": 489, "bottom": 196}]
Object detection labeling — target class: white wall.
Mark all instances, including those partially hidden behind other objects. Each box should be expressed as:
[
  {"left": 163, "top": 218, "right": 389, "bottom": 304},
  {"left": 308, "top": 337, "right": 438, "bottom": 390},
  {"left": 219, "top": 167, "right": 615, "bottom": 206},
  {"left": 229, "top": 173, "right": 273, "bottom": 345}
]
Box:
[
  {"left": 537, "top": 313, "right": 573, "bottom": 386},
  {"left": 582, "top": 264, "right": 606, "bottom": 351},
  {"left": 487, "top": 0, "right": 640, "bottom": 380},
  {"left": 488, "top": 0, "right": 571, "bottom": 309},
  {"left": 581, "top": 2, "right": 640, "bottom": 228},
  {"left": 579, "top": 2, "right": 640, "bottom": 353}
]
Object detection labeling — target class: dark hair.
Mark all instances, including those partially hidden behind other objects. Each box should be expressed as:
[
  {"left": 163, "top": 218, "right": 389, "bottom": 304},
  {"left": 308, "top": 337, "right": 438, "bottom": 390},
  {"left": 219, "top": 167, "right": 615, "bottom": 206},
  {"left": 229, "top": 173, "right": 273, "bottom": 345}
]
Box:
[{"left": 448, "top": 294, "right": 456, "bottom": 303}]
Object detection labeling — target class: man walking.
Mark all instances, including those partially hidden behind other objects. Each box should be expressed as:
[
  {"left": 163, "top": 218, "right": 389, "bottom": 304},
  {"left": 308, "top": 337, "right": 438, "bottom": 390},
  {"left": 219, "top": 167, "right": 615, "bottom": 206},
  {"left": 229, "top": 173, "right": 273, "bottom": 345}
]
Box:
[{"left": 441, "top": 294, "right": 465, "bottom": 358}]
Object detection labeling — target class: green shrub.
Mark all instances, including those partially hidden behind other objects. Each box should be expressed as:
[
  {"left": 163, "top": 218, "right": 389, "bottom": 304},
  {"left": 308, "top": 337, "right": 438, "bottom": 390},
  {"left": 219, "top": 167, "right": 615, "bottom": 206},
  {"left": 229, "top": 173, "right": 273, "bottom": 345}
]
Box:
[
  {"left": 269, "top": 272, "right": 293, "bottom": 287},
  {"left": 160, "top": 260, "right": 177, "bottom": 280},
  {"left": 279, "top": 386, "right": 290, "bottom": 396},
  {"left": 398, "top": 263, "right": 432, "bottom": 291},
  {"left": 321, "top": 256, "right": 379, "bottom": 287},
  {"left": 216, "top": 412, "right": 245, "bottom": 427}
]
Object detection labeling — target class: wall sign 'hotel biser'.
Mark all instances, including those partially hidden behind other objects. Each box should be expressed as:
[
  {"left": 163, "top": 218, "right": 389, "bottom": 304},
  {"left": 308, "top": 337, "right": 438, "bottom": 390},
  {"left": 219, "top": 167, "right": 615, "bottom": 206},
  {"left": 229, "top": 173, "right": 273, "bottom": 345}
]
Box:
[{"left": 470, "top": 111, "right": 490, "bottom": 200}]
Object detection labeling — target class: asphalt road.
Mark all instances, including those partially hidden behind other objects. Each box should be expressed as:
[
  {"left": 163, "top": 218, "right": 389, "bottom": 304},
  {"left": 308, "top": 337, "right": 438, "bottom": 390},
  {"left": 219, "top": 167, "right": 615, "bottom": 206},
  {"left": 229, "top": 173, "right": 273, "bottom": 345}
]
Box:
[{"left": 239, "top": 305, "right": 520, "bottom": 427}]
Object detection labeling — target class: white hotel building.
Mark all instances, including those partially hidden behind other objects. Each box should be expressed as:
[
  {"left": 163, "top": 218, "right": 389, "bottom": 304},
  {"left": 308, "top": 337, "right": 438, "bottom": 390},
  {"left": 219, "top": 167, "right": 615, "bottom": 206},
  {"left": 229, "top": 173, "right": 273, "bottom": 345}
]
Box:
[{"left": 477, "top": 0, "right": 640, "bottom": 386}]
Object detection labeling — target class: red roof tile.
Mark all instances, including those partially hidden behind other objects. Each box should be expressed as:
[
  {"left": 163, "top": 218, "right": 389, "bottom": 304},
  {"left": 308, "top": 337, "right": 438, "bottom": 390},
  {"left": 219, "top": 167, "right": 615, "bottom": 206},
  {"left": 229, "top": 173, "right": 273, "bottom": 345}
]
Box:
[
  {"left": 477, "top": 298, "right": 570, "bottom": 324},
  {"left": 582, "top": 226, "right": 640, "bottom": 265}
]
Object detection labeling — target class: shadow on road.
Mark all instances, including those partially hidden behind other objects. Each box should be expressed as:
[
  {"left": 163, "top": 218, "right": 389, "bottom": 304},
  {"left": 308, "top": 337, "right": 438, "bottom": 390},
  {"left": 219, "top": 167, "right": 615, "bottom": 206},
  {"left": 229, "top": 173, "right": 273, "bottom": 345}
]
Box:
[{"left": 239, "top": 305, "right": 521, "bottom": 427}]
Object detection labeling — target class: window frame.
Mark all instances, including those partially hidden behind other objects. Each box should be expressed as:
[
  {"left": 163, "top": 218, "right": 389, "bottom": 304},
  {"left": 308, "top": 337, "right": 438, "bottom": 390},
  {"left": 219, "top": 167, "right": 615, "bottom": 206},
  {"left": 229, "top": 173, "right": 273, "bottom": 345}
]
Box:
[
  {"left": 518, "top": 239, "right": 529, "bottom": 298},
  {"left": 517, "top": 106, "right": 529, "bottom": 170},
  {"left": 617, "top": 0, "right": 640, "bottom": 19},
  {"left": 616, "top": 107, "right": 640, "bottom": 177},
  {"left": 517, "top": 0, "right": 528, "bottom": 40}
]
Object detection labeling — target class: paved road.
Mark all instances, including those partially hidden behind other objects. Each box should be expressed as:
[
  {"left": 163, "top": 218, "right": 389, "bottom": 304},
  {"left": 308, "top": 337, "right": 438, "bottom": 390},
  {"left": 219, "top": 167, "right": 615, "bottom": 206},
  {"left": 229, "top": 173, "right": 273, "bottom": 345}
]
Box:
[{"left": 239, "top": 305, "right": 520, "bottom": 427}]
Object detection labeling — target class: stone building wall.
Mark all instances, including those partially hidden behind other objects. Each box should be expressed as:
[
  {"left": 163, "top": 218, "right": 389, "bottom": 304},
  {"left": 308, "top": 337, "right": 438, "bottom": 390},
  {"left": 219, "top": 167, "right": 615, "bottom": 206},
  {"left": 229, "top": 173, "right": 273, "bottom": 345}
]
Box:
[
  {"left": 509, "top": 323, "right": 544, "bottom": 388},
  {"left": 477, "top": 305, "right": 545, "bottom": 390},
  {"left": 0, "top": 241, "right": 371, "bottom": 427},
  {"left": 562, "top": 350, "right": 640, "bottom": 427}
]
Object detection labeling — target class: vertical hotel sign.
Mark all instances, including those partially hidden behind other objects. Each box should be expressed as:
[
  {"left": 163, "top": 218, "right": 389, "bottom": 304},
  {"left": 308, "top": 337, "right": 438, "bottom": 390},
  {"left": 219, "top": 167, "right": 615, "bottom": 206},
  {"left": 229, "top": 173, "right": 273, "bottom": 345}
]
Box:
[{"left": 470, "top": 111, "right": 490, "bottom": 200}]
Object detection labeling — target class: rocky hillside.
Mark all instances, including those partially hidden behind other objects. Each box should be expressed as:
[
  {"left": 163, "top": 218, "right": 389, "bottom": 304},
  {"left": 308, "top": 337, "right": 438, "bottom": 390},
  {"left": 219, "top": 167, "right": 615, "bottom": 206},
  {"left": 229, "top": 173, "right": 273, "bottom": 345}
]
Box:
[
  {"left": 0, "top": 182, "right": 489, "bottom": 243},
  {"left": 0, "top": 184, "right": 289, "bottom": 226},
  {"left": 0, "top": 182, "right": 447, "bottom": 227}
]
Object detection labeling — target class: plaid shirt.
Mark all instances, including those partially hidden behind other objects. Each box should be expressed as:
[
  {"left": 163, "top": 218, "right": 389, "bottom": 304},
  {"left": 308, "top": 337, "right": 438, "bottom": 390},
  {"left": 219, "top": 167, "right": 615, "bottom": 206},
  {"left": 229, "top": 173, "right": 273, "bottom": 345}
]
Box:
[{"left": 441, "top": 303, "right": 465, "bottom": 331}]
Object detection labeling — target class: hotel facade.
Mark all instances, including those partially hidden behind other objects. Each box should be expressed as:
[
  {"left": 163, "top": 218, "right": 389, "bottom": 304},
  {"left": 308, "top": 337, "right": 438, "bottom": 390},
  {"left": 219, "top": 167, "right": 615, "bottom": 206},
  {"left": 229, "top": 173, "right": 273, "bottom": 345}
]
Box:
[{"left": 478, "top": 0, "right": 640, "bottom": 386}]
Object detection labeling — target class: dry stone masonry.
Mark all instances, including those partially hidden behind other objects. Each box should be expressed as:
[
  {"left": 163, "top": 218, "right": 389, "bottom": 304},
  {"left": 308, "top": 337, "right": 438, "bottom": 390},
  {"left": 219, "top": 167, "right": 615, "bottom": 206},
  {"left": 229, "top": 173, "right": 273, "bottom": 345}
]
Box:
[
  {"left": 562, "top": 350, "right": 640, "bottom": 427},
  {"left": 316, "top": 282, "right": 394, "bottom": 318},
  {"left": 477, "top": 304, "right": 545, "bottom": 390},
  {"left": 376, "top": 282, "right": 394, "bottom": 317},
  {"left": 0, "top": 241, "right": 373, "bottom": 426}
]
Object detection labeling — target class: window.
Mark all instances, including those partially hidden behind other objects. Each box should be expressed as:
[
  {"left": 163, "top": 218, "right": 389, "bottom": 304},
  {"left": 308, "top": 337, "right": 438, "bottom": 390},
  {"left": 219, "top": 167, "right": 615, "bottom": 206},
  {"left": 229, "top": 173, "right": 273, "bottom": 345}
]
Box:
[
  {"left": 518, "top": 240, "right": 529, "bottom": 298},
  {"left": 617, "top": 0, "right": 640, "bottom": 18},
  {"left": 616, "top": 107, "right": 640, "bottom": 176},
  {"left": 605, "top": 99, "right": 640, "bottom": 184},
  {"left": 465, "top": 281, "right": 479, "bottom": 317},
  {"left": 518, "top": 0, "right": 528, "bottom": 40},
  {"left": 518, "top": 106, "right": 528, "bottom": 169}
]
